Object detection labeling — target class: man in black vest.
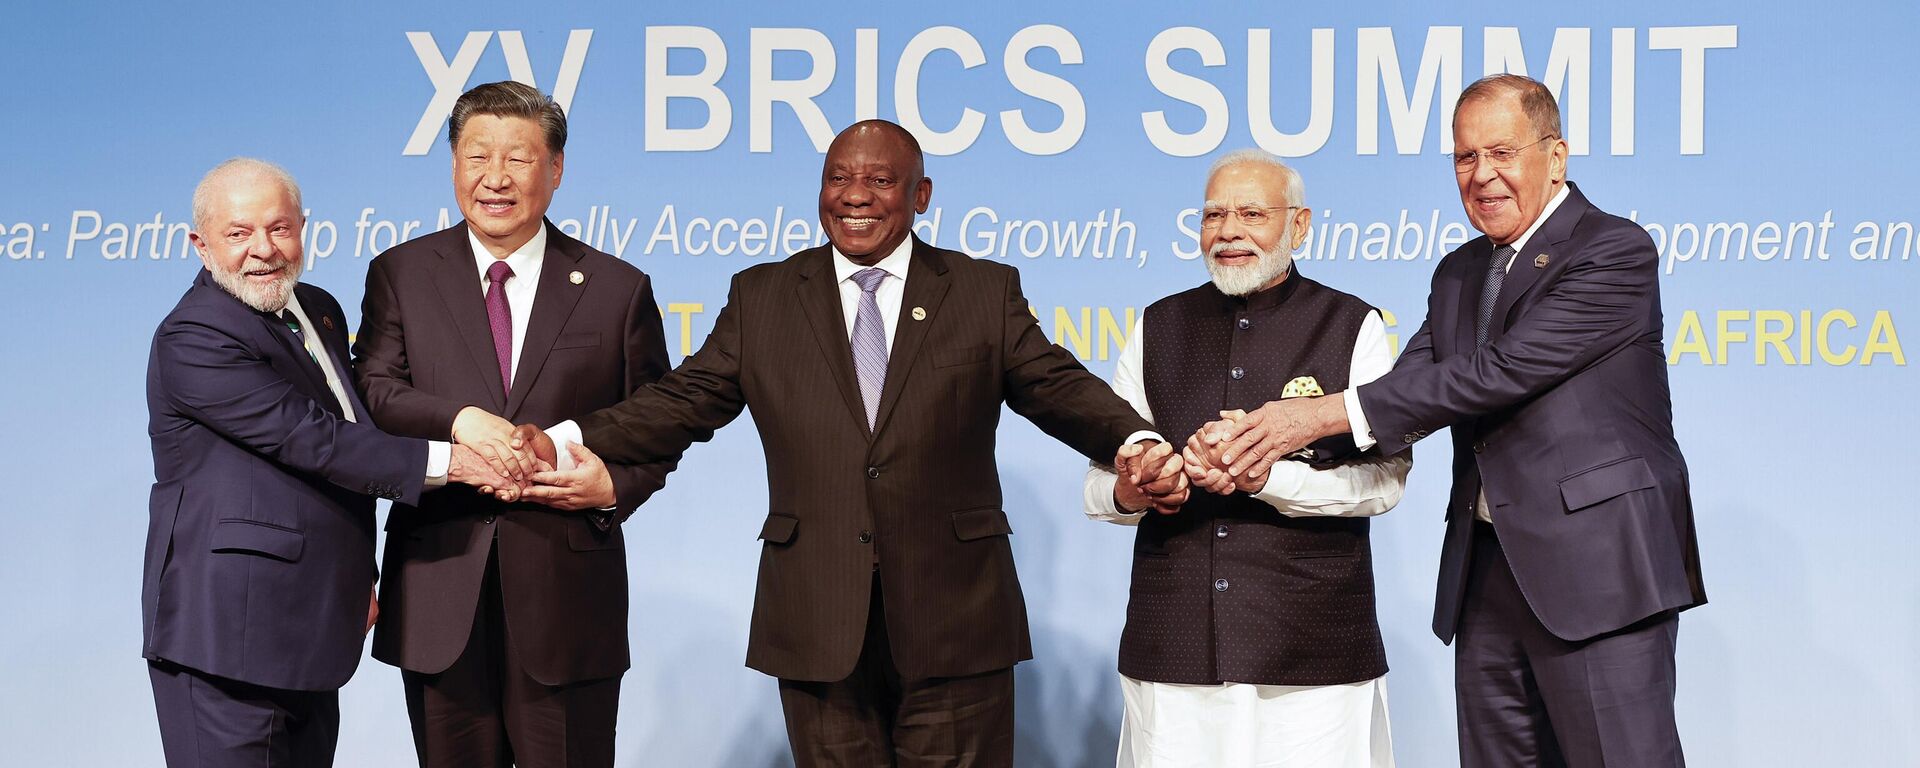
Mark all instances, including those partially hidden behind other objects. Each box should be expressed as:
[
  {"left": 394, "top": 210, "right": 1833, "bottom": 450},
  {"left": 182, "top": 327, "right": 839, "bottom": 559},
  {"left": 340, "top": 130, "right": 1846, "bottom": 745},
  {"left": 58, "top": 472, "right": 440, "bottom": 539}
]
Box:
[{"left": 1084, "top": 149, "right": 1410, "bottom": 767}]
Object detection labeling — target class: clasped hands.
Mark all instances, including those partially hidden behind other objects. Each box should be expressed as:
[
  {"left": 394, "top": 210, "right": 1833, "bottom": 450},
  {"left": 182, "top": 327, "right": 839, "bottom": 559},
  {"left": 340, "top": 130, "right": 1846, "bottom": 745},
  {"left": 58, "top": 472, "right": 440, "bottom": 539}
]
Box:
[
  {"left": 1116, "top": 395, "right": 1343, "bottom": 513},
  {"left": 447, "top": 407, "right": 617, "bottom": 510}
]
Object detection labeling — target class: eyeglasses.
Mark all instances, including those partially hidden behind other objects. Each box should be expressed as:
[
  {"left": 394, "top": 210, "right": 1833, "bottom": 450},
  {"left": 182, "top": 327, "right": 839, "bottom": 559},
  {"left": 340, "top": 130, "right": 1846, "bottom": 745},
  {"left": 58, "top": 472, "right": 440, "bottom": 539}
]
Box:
[
  {"left": 1450, "top": 135, "right": 1558, "bottom": 171},
  {"left": 1199, "top": 206, "right": 1298, "bottom": 229}
]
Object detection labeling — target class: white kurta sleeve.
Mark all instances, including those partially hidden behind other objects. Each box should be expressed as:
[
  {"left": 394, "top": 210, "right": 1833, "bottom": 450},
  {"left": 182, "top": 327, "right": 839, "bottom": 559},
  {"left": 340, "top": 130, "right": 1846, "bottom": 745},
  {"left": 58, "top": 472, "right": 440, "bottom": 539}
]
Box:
[{"left": 1084, "top": 317, "right": 1154, "bottom": 525}]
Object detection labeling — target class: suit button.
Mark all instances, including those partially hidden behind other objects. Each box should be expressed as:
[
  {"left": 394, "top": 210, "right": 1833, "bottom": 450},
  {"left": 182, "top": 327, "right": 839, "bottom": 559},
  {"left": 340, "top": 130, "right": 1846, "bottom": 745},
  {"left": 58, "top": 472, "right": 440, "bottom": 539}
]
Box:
[
  {"left": 1230, "top": 367, "right": 1245, "bottom": 380},
  {"left": 1403, "top": 435, "right": 1417, "bottom": 444},
  {"left": 858, "top": 531, "right": 873, "bottom": 544},
  {"left": 1215, "top": 525, "right": 1229, "bottom": 538},
  {"left": 866, "top": 466, "right": 880, "bottom": 479},
  {"left": 1473, "top": 441, "right": 1486, "bottom": 453},
  {"left": 1237, "top": 318, "right": 1251, "bottom": 330},
  {"left": 1214, "top": 578, "right": 1230, "bottom": 592},
  {"left": 482, "top": 514, "right": 495, "bottom": 524}
]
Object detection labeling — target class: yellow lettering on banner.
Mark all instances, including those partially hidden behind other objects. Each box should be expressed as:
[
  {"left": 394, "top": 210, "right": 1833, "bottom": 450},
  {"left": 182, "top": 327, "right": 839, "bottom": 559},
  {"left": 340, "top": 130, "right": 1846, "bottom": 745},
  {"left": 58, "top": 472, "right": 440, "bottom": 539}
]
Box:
[
  {"left": 1753, "top": 310, "right": 1794, "bottom": 365},
  {"left": 1818, "top": 310, "right": 1858, "bottom": 365},
  {"left": 1713, "top": 310, "right": 1749, "bottom": 365},
  {"left": 1800, "top": 310, "right": 1813, "bottom": 365},
  {"left": 1096, "top": 307, "right": 1136, "bottom": 362},
  {"left": 1863, "top": 311, "right": 1906, "bottom": 365},
  {"left": 1055, "top": 306, "right": 1093, "bottom": 359},
  {"left": 1669, "top": 310, "right": 1712, "bottom": 365},
  {"left": 665, "top": 303, "right": 704, "bottom": 356},
  {"left": 1381, "top": 308, "right": 1400, "bottom": 358}
]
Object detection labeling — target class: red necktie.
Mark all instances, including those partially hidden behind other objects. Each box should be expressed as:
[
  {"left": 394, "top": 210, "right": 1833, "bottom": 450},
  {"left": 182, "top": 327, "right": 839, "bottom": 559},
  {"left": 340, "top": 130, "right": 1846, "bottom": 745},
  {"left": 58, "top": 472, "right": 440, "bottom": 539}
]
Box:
[{"left": 485, "top": 260, "right": 514, "bottom": 392}]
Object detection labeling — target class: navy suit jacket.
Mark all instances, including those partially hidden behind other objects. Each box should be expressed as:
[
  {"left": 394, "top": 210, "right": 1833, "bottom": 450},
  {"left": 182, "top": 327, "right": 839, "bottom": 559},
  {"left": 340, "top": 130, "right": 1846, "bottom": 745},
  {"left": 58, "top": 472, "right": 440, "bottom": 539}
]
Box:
[
  {"left": 143, "top": 270, "right": 427, "bottom": 691},
  {"left": 1357, "top": 183, "right": 1706, "bottom": 643}
]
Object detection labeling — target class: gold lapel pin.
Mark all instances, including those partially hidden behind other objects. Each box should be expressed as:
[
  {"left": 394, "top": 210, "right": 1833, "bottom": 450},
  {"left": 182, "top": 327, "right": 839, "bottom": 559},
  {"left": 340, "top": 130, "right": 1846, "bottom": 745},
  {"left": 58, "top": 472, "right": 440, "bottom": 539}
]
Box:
[
  {"left": 569, "top": 270, "right": 585, "bottom": 285},
  {"left": 911, "top": 306, "right": 927, "bottom": 321},
  {"left": 321, "top": 316, "right": 335, "bottom": 331},
  {"left": 1534, "top": 253, "right": 1550, "bottom": 268}
]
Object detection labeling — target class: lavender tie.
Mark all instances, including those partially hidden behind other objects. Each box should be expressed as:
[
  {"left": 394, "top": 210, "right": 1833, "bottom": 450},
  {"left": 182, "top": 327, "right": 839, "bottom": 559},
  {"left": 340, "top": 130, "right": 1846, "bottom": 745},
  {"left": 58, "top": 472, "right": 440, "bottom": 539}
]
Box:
[
  {"left": 850, "top": 267, "right": 889, "bottom": 429},
  {"left": 485, "top": 260, "right": 515, "bottom": 391}
]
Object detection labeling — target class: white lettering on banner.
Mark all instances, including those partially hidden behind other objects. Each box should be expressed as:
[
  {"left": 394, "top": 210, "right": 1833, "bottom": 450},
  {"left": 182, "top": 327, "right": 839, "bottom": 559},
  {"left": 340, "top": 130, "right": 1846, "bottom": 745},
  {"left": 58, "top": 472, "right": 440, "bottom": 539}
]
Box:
[
  {"left": 750, "top": 28, "right": 837, "bottom": 152},
  {"left": 895, "top": 26, "right": 988, "bottom": 156},
  {"left": 1141, "top": 27, "right": 1229, "bottom": 157},
  {"left": 403, "top": 30, "right": 593, "bottom": 156},
  {"left": 1483, "top": 27, "right": 1590, "bottom": 155},
  {"left": 647, "top": 26, "right": 732, "bottom": 151},
  {"left": 1248, "top": 28, "right": 1334, "bottom": 157},
  {"left": 1000, "top": 25, "right": 1087, "bottom": 156},
  {"left": 1357, "top": 26, "right": 1463, "bottom": 155},
  {"left": 1648, "top": 25, "right": 1738, "bottom": 155}
]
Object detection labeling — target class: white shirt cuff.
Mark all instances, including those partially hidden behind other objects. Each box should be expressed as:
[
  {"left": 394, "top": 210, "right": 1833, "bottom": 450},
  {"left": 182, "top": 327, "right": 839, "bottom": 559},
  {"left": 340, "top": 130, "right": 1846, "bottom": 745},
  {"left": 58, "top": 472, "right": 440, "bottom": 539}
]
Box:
[
  {"left": 1343, "top": 388, "right": 1376, "bottom": 451},
  {"left": 1123, "top": 430, "right": 1164, "bottom": 448},
  {"left": 1083, "top": 463, "right": 1146, "bottom": 524},
  {"left": 547, "top": 420, "right": 585, "bottom": 471},
  {"left": 424, "top": 440, "right": 451, "bottom": 487}
]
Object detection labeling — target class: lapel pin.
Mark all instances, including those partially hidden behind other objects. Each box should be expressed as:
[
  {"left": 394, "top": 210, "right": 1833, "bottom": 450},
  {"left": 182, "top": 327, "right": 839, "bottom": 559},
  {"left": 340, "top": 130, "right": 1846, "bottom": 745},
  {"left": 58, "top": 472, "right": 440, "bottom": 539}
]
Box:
[
  {"left": 569, "top": 270, "right": 585, "bottom": 285},
  {"left": 321, "top": 316, "right": 335, "bottom": 331},
  {"left": 911, "top": 306, "right": 927, "bottom": 321},
  {"left": 1534, "top": 253, "right": 1550, "bottom": 268}
]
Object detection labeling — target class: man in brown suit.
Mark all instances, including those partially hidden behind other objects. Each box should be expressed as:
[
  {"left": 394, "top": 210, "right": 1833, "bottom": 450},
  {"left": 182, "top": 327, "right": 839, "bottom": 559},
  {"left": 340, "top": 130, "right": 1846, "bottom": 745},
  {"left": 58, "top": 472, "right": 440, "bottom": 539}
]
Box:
[
  {"left": 519, "top": 120, "right": 1184, "bottom": 766},
  {"left": 352, "top": 81, "right": 677, "bottom": 768}
]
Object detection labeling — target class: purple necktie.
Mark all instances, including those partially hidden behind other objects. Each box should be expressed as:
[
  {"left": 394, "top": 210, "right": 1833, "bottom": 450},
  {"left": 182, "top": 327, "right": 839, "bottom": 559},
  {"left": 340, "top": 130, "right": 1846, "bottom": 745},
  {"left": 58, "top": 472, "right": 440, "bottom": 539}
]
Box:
[
  {"left": 850, "top": 267, "right": 889, "bottom": 429},
  {"left": 485, "top": 260, "right": 514, "bottom": 392}
]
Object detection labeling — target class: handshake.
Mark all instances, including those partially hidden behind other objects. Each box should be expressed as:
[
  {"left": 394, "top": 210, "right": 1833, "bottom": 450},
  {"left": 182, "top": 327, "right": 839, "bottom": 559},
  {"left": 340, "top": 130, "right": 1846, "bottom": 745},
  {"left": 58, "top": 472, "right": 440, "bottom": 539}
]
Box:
[
  {"left": 444, "top": 406, "right": 619, "bottom": 510},
  {"left": 1113, "top": 399, "right": 1334, "bottom": 515}
]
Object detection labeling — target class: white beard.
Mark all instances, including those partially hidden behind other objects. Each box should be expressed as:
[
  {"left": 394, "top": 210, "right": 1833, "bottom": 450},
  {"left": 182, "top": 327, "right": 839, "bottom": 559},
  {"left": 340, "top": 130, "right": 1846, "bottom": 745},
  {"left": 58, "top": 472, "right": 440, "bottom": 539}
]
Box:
[
  {"left": 1205, "top": 240, "right": 1293, "bottom": 297},
  {"left": 210, "top": 257, "right": 299, "bottom": 313}
]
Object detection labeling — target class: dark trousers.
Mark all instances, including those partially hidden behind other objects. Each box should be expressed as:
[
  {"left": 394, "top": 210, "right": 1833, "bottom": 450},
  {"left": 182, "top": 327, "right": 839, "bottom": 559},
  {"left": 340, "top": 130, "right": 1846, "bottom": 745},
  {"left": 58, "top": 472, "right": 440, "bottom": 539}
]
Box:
[
  {"left": 1456, "top": 523, "right": 1684, "bottom": 768},
  {"left": 778, "top": 576, "right": 1015, "bottom": 768},
  {"left": 148, "top": 660, "right": 339, "bottom": 768},
  {"left": 401, "top": 547, "right": 620, "bottom": 768}
]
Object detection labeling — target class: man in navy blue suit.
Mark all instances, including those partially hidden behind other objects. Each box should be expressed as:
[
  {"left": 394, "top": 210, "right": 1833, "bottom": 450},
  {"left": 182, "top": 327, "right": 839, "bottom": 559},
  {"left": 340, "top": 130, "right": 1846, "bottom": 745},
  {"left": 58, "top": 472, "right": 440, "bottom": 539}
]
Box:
[
  {"left": 1194, "top": 75, "right": 1706, "bottom": 767},
  {"left": 143, "top": 158, "right": 513, "bottom": 768}
]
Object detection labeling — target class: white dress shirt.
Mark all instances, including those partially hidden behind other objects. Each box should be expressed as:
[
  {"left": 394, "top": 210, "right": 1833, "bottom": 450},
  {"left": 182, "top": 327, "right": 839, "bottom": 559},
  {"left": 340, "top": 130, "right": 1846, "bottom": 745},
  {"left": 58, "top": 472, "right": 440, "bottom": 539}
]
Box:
[
  {"left": 1083, "top": 309, "right": 1410, "bottom": 521},
  {"left": 1344, "top": 183, "right": 1569, "bottom": 523},
  {"left": 282, "top": 292, "right": 450, "bottom": 481}
]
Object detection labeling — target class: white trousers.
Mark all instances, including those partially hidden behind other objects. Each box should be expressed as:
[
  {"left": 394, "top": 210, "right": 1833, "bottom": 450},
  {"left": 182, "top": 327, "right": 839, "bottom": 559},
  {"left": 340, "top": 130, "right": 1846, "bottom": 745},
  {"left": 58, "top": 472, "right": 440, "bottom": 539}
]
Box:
[{"left": 1116, "top": 674, "right": 1394, "bottom": 768}]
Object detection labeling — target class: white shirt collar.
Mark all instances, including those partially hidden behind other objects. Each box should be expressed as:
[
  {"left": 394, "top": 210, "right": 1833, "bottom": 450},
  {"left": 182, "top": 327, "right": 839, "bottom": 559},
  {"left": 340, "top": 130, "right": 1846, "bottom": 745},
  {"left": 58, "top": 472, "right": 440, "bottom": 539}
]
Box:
[
  {"left": 469, "top": 224, "right": 548, "bottom": 282},
  {"left": 831, "top": 236, "right": 914, "bottom": 284},
  {"left": 1503, "top": 183, "right": 1571, "bottom": 254}
]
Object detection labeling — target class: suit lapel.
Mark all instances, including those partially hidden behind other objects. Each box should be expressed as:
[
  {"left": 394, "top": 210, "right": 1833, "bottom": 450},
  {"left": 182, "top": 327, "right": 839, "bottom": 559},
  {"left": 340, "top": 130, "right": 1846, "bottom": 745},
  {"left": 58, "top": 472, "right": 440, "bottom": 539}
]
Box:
[
  {"left": 504, "top": 223, "right": 587, "bottom": 421},
  {"left": 1489, "top": 183, "right": 1587, "bottom": 343},
  {"left": 430, "top": 225, "right": 508, "bottom": 411},
  {"left": 871, "top": 239, "right": 950, "bottom": 438},
  {"left": 263, "top": 310, "right": 338, "bottom": 415},
  {"left": 300, "top": 288, "right": 368, "bottom": 422},
  {"left": 794, "top": 248, "right": 871, "bottom": 436}
]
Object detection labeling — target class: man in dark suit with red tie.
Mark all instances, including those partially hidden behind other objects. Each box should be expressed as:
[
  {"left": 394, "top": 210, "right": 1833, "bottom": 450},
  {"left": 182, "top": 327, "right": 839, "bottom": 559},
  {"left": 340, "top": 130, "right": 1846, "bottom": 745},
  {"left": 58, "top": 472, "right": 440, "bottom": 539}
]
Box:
[
  {"left": 352, "top": 81, "right": 677, "bottom": 768},
  {"left": 516, "top": 120, "right": 1185, "bottom": 766},
  {"left": 1198, "top": 75, "right": 1706, "bottom": 767},
  {"left": 145, "top": 158, "right": 510, "bottom": 768}
]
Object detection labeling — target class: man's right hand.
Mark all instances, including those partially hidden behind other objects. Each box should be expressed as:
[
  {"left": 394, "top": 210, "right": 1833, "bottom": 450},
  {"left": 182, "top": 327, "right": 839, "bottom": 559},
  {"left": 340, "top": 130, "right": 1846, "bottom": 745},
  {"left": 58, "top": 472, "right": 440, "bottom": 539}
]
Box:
[
  {"left": 452, "top": 406, "right": 532, "bottom": 484},
  {"left": 448, "top": 443, "right": 520, "bottom": 501},
  {"left": 509, "top": 423, "right": 558, "bottom": 470}
]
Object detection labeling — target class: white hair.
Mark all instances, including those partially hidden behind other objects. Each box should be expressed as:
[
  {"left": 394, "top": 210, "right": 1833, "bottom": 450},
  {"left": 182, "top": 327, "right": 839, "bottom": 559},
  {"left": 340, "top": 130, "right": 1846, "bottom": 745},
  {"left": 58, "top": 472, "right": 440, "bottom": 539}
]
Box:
[
  {"left": 1207, "top": 148, "right": 1305, "bottom": 208},
  {"left": 191, "top": 157, "right": 303, "bottom": 233}
]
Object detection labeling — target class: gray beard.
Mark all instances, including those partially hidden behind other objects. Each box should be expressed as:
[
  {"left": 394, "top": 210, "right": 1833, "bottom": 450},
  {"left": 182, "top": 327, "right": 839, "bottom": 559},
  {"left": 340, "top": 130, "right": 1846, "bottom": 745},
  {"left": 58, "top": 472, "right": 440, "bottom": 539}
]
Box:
[
  {"left": 1205, "top": 241, "right": 1293, "bottom": 297},
  {"left": 211, "top": 258, "right": 299, "bottom": 313}
]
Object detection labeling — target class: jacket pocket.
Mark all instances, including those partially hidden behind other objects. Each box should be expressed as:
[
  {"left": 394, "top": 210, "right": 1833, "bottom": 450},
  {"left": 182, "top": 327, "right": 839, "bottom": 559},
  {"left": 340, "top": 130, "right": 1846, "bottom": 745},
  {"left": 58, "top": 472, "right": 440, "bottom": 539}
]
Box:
[
  {"left": 951, "top": 507, "right": 1012, "bottom": 541},
  {"left": 759, "top": 514, "right": 798, "bottom": 544},
  {"left": 553, "top": 332, "right": 601, "bottom": 351},
  {"left": 933, "top": 345, "right": 990, "bottom": 368},
  {"left": 1559, "top": 456, "right": 1657, "bottom": 512},
  {"left": 210, "top": 519, "right": 305, "bottom": 562}
]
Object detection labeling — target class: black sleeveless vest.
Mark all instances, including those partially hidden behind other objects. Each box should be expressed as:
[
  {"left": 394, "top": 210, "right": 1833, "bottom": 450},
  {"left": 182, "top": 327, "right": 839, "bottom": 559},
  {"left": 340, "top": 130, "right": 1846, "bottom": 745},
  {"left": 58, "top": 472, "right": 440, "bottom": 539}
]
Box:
[{"left": 1118, "top": 270, "right": 1387, "bottom": 686}]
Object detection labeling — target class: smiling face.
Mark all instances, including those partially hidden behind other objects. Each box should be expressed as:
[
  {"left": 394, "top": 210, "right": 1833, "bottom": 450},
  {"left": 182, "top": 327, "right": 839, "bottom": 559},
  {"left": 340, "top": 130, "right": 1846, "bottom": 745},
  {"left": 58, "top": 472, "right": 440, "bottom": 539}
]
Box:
[
  {"left": 1453, "top": 91, "right": 1567, "bottom": 245},
  {"left": 454, "top": 114, "right": 563, "bottom": 257},
  {"left": 818, "top": 122, "right": 930, "bottom": 265},
  {"left": 190, "top": 168, "right": 305, "bottom": 313},
  {"left": 1200, "top": 162, "right": 1311, "bottom": 296}
]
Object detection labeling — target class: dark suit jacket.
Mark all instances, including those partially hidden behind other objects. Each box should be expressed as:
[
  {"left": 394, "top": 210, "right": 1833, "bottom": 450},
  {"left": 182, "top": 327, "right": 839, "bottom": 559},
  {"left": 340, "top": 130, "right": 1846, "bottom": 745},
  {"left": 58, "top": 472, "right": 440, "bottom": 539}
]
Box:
[
  {"left": 576, "top": 237, "right": 1151, "bottom": 682},
  {"left": 354, "top": 221, "right": 676, "bottom": 686},
  {"left": 144, "top": 271, "right": 428, "bottom": 691},
  {"left": 1357, "top": 183, "right": 1706, "bottom": 643}
]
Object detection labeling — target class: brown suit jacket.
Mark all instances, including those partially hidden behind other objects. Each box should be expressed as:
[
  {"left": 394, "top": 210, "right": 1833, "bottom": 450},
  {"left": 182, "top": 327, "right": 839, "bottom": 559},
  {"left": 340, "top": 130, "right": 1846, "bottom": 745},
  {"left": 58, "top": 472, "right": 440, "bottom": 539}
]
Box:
[
  {"left": 578, "top": 237, "right": 1150, "bottom": 682},
  {"left": 353, "top": 221, "right": 676, "bottom": 685}
]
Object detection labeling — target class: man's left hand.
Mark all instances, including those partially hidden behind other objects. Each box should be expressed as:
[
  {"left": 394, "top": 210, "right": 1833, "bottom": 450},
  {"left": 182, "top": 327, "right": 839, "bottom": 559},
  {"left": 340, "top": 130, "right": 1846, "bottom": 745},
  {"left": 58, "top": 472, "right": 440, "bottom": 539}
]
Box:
[
  {"left": 1204, "top": 396, "right": 1344, "bottom": 479},
  {"left": 522, "top": 443, "right": 618, "bottom": 511}
]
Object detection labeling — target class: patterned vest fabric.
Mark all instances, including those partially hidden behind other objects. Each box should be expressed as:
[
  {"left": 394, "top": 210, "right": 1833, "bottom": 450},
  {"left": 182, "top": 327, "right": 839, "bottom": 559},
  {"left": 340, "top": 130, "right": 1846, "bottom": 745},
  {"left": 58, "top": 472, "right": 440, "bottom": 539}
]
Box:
[{"left": 1120, "top": 270, "right": 1386, "bottom": 686}]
